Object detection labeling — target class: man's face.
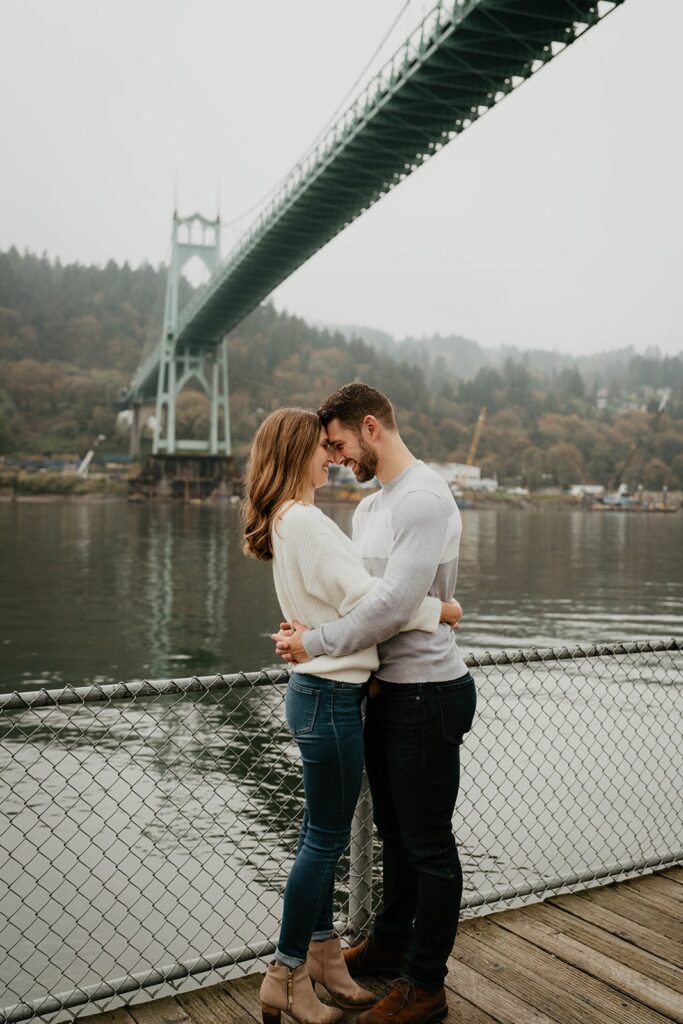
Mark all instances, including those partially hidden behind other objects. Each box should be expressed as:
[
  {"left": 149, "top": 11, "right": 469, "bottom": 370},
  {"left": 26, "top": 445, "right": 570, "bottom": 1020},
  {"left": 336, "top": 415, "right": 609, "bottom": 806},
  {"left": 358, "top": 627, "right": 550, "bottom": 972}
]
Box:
[{"left": 325, "top": 418, "right": 378, "bottom": 483}]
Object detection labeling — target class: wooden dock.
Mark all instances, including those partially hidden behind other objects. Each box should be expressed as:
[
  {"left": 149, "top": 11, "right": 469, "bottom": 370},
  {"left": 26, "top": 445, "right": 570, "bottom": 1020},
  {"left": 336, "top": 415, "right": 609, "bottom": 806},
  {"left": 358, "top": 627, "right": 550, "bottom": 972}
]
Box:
[{"left": 95, "top": 867, "right": 683, "bottom": 1024}]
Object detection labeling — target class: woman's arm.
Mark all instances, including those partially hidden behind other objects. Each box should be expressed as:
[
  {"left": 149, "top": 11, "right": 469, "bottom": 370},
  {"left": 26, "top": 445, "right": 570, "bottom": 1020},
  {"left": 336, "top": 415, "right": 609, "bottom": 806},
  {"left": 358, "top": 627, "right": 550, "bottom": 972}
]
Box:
[
  {"left": 402, "top": 596, "right": 462, "bottom": 634},
  {"left": 439, "top": 599, "right": 463, "bottom": 630}
]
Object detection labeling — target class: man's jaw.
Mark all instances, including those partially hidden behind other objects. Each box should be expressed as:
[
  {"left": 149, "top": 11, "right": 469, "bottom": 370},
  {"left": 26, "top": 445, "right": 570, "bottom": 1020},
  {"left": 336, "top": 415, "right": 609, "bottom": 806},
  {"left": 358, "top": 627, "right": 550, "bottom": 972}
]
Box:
[{"left": 347, "top": 460, "right": 375, "bottom": 484}]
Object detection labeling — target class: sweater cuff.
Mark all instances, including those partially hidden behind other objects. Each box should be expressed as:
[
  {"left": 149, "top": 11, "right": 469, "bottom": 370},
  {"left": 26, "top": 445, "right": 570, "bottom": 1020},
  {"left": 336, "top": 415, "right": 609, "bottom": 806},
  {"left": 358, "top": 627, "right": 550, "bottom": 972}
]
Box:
[{"left": 302, "top": 627, "right": 326, "bottom": 659}]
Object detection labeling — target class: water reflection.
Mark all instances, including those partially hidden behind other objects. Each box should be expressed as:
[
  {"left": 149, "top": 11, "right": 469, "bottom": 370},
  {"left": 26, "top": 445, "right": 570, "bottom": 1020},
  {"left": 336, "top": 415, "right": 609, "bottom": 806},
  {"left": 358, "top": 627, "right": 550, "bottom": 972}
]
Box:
[
  {"left": 0, "top": 682, "right": 306, "bottom": 1004},
  {"left": 1, "top": 499, "right": 682, "bottom": 1006},
  {"left": 146, "top": 517, "right": 174, "bottom": 676},
  {"left": 1, "top": 645, "right": 681, "bottom": 1011},
  {"left": 1, "top": 503, "right": 682, "bottom": 691},
  {"left": 456, "top": 508, "right": 683, "bottom": 652}
]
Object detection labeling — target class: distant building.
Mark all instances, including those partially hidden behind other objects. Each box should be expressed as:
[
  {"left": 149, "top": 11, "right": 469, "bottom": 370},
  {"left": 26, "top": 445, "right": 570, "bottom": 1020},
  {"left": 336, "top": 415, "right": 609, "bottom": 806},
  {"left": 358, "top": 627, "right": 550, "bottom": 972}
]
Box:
[
  {"left": 426, "top": 462, "right": 481, "bottom": 486},
  {"left": 427, "top": 462, "right": 498, "bottom": 493},
  {"left": 467, "top": 477, "right": 499, "bottom": 493},
  {"left": 569, "top": 484, "right": 605, "bottom": 498},
  {"left": 327, "top": 464, "right": 377, "bottom": 489}
]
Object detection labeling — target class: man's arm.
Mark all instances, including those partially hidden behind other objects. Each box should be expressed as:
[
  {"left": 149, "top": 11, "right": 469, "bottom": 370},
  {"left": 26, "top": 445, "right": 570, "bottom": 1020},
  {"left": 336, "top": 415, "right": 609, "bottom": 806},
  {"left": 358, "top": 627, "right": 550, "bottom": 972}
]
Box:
[{"left": 302, "top": 490, "right": 449, "bottom": 660}]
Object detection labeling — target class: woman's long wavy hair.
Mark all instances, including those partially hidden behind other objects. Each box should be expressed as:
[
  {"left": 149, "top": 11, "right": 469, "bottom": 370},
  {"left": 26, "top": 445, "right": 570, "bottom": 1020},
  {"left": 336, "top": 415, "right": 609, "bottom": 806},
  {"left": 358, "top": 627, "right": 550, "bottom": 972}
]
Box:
[{"left": 242, "top": 407, "right": 322, "bottom": 561}]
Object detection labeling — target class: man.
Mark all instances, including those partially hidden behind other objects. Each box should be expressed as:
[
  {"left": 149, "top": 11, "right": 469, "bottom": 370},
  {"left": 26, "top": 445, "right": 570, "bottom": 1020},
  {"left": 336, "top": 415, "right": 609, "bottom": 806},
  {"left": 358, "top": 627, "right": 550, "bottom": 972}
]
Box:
[{"left": 273, "top": 382, "right": 477, "bottom": 1024}]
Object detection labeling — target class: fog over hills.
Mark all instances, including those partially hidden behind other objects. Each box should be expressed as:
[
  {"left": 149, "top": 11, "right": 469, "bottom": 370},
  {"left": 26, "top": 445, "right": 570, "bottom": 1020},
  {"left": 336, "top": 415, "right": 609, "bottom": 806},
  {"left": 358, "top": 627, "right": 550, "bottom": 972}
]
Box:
[
  {"left": 2, "top": 248, "right": 682, "bottom": 490},
  {"left": 324, "top": 321, "right": 674, "bottom": 384}
]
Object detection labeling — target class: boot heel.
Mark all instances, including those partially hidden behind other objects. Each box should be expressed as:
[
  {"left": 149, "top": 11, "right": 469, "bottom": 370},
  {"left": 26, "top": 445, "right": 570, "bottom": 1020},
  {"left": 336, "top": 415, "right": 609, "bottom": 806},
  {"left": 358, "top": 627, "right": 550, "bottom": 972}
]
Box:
[{"left": 260, "top": 1003, "right": 281, "bottom": 1024}]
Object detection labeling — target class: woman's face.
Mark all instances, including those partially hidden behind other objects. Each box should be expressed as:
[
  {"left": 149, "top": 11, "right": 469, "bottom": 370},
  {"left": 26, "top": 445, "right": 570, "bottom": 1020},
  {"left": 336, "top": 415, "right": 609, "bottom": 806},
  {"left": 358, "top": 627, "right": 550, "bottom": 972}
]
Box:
[{"left": 308, "top": 427, "right": 332, "bottom": 491}]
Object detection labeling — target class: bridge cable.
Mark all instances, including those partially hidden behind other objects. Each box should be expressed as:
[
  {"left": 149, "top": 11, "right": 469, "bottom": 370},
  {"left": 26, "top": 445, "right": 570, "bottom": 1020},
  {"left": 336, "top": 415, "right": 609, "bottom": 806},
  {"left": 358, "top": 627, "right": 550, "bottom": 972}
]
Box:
[{"left": 221, "top": 0, "right": 417, "bottom": 232}]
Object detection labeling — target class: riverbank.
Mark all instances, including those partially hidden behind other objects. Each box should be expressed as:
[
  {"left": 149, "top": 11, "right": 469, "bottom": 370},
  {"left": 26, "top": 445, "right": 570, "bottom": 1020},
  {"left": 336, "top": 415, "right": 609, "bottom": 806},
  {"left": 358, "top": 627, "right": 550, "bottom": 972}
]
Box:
[
  {"left": 0, "top": 470, "right": 127, "bottom": 500},
  {"left": 2, "top": 482, "right": 680, "bottom": 510},
  {"left": 316, "top": 486, "right": 682, "bottom": 510},
  {"left": 2, "top": 470, "right": 680, "bottom": 510}
]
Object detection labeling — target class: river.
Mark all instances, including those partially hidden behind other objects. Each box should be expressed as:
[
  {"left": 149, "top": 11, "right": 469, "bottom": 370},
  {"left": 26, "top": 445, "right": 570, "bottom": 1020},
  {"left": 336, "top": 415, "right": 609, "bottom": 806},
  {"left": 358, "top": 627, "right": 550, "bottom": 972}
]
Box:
[
  {"left": 0, "top": 500, "right": 681, "bottom": 1015},
  {"left": 1, "top": 500, "right": 682, "bottom": 692}
]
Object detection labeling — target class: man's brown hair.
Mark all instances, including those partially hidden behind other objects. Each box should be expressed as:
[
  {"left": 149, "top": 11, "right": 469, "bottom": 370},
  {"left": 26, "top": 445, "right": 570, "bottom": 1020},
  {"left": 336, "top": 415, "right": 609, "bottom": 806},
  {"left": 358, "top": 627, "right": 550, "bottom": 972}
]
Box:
[{"left": 318, "top": 382, "right": 397, "bottom": 431}]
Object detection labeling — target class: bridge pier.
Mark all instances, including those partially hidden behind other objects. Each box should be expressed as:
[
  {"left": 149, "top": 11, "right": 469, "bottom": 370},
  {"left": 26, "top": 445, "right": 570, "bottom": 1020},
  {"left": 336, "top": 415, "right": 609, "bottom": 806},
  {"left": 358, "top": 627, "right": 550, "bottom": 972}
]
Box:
[
  {"left": 129, "top": 402, "right": 143, "bottom": 458},
  {"left": 153, "top": 337, "right": 231, "bottom": 457},
  {"left": 149, "top": 212, "right": 230, "bottom": 459},
  {"left": 128, "top": 453, "right": 240, "bottom": 502}
]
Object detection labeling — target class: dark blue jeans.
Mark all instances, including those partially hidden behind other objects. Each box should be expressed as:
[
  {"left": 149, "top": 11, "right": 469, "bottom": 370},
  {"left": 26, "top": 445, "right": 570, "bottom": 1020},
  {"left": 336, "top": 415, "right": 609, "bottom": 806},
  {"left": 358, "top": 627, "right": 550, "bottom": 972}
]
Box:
[
  {"left": 276, "top": 673, "right": 368, "bottom": 966},
  {"left": 364, "top": 673, "right": 477, "bottom": 992}
]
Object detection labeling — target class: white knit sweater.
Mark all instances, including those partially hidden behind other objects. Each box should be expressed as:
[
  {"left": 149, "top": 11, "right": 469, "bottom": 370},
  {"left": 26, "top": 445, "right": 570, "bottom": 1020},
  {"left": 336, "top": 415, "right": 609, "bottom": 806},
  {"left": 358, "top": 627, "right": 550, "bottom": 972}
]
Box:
[{"left": 271, "top": 502, "right": 441, "bottom": 683}]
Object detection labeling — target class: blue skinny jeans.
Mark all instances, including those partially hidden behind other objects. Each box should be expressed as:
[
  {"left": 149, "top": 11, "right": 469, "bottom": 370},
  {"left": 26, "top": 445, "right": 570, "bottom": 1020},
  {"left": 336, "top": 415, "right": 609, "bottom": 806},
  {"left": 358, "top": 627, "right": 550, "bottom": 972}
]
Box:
[{"left": 275, "top": 672, "right": 368, "bottom": 967}]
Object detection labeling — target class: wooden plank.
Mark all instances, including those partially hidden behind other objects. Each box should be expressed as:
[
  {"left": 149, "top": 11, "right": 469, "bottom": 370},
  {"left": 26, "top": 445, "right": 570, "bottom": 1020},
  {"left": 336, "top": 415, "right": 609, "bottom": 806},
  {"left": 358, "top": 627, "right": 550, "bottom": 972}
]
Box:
[
  {"left": 128, "top": 996, "right": 192, "bottom": 1024},
  {"left": 76, "top": 872, "right": 683, "bottom": 1024},
  {"left": 612, "top": 881, "right": 683, "bottom": 920},
  {"left": 442, "top": 986, "right": 501, "bottom": 1024},
  {"left": 583, "top": 884, "right": 683, "bottom": 942},
  {"left": 88, "top": 1010, "right": 137, "bottom": 1024},
  {"left": 493, "top": 908, "right": 683, "bottom": 1023},
  {"left": 445, "top": 957, "right": 568, "bottom": 1024},
  {"left": 459, "top": 917, "right": 675, "bottom": 1024},
  {"left": 454, "top": 928, "right": 619, "bottom": 1024},
  {"left": 214, "top": 975, "right": 267, "bottom": 1021},
  {"left": 548, "top": 892, "right": 683, "bottom": 968},
  {"left": 177, "top": 982, "right": 258, "bottom": 1024},
  {"left": 350, "top": 974, "right": 387, "bottom": 1000},
  {"left": 524, "top": 901, "right": 683, "bottom": 994},
  {"left": 627, "top": 874, "right": 683, "bottom": 905}
]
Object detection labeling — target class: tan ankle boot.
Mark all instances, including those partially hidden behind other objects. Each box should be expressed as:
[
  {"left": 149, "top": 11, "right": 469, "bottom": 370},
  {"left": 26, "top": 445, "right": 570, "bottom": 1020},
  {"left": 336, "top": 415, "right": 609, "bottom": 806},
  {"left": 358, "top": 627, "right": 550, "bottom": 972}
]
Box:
[
  {"left": 307, "top": 935, "right": 376, "bottom": 1010},
  {"left": 259, "top": 960, "right": 344, "bottom": 1024}
]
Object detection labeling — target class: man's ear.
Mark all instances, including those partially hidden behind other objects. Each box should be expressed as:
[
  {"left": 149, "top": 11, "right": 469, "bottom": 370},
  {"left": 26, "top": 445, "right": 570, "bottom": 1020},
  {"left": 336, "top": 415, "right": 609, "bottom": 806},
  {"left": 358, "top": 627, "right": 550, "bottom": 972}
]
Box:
[{"left": 363, "top": 414, "right": 381, "bottom": 440}]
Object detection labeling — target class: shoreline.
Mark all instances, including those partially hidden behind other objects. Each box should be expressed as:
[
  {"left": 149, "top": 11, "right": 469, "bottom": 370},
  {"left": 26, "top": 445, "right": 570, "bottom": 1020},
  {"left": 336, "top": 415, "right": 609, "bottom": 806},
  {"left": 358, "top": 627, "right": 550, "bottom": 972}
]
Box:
[
  {"left": 0, "top": 490, "right": 128, "bottom": 504},
  {"left": 3, "top": 491, "right": 679, "bottom": 511},
  {"left": 1, "top": 475, "right": 680, "bottom": 511}
]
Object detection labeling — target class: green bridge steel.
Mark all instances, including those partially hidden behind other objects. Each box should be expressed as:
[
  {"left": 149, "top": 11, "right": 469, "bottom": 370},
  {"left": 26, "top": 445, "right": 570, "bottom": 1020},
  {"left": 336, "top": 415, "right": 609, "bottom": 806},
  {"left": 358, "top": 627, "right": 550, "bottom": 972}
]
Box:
[{"left": 128, "top": 0, "right": 625, "bottom": 401}]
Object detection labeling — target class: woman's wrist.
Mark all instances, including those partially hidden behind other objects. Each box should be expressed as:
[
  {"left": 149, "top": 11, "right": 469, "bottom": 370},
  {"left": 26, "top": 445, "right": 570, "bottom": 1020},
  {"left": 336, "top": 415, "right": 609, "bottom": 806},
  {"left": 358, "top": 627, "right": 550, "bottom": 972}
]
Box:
[{"left": 440, "top": 599, "right": 462, "bottom": 627}]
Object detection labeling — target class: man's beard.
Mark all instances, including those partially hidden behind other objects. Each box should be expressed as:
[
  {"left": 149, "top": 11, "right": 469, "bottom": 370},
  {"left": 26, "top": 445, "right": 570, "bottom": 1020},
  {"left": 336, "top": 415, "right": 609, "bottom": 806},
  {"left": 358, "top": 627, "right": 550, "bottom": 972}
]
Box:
[{"left": 349, "top": 438, "right": 378, "bottom": 483}]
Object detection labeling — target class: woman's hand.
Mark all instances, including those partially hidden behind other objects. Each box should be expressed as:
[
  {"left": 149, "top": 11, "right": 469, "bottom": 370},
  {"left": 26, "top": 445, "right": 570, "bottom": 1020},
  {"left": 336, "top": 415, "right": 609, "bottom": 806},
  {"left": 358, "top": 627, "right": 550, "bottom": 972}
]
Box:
[
  {"left": 440, "top": 599, "right": 463, "bottom": 630},
  {"left": 272, "top": 620, "right": 312, "bottom": 663}
]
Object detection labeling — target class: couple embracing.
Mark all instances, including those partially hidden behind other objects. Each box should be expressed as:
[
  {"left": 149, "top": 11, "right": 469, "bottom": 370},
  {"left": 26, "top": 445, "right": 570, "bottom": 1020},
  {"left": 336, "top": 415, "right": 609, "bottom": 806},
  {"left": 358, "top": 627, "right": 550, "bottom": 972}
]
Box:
[{"left": 242, "top": 383, "right": 477, "bottom": 1024}]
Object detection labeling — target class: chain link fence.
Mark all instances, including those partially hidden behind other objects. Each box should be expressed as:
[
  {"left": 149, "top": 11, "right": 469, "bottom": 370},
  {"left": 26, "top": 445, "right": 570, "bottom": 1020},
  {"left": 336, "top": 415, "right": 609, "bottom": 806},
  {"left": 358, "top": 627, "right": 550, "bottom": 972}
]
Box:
[{"left": 1, "top": 639, "right": 681, "bottom": 1023}]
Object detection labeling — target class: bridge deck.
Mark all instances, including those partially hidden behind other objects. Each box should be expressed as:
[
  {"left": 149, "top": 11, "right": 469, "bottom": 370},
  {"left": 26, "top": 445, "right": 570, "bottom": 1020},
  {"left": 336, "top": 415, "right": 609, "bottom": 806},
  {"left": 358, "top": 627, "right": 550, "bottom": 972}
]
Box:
[
  {"left": 93, "top": 867, "right": 683, "bottom": 1024},
  {"left": 127, "top": 1, "right": 626, "bottom": 401}
]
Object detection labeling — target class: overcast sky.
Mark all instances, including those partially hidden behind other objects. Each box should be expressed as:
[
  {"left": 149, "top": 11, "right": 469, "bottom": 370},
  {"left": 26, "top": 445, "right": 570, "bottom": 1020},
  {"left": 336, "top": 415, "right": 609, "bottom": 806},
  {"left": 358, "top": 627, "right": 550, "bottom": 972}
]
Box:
[{"left": 1, "top": 0, "right": 681, "bottom": 355}]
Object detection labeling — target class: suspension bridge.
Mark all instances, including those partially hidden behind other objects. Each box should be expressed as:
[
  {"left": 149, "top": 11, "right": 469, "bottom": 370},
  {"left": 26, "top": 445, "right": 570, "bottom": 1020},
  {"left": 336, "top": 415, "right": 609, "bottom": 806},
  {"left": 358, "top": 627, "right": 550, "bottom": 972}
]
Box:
[{"left": 123, "top": 0, "right": 626, "bottom": 459}]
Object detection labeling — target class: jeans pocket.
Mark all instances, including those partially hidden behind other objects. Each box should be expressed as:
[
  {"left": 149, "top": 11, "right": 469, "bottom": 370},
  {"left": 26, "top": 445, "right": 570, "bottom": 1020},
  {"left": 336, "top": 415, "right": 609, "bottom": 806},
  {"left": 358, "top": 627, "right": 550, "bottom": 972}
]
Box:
[
  {"left": 438, "top": 675, "right": 477, "bottom": 746},
  {"left": 286, "top": 679, "right": 320, "bottom": 736}
]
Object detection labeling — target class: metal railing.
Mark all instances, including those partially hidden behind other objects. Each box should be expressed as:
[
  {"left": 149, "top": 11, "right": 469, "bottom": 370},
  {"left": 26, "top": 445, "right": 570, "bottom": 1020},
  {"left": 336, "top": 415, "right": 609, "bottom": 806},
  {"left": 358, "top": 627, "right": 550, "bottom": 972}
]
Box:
[{"left": 1, "top": 639, "right": 681, "bottom": 1023}]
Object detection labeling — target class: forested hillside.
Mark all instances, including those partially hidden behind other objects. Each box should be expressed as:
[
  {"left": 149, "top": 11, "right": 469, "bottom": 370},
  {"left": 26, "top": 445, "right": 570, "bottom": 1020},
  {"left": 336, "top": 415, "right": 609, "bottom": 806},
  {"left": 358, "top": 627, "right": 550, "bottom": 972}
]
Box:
[
  {"left": 330, "top": 322, "right": 683, "bottom": 395},
  {"left": 1, "top": 248, "right": 682, "bottom": 489}
]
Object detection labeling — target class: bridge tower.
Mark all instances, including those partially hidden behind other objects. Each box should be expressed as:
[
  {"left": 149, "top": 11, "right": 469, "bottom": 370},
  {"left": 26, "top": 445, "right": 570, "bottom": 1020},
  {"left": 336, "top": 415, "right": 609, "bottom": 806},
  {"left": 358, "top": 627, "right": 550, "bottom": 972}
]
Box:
[{"left": 153, "top": 211, "right": 231, "bottom": 457}]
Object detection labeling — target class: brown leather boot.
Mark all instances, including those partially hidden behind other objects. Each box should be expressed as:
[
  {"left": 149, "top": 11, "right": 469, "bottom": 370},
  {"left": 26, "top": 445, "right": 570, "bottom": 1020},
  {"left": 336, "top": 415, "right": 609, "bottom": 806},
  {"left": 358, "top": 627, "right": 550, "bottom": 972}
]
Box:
[
  {"left": 307, "top": 934, "right": 375, "bottom": 1009},
  {"left": 342, "top": 934, "right": 407, "bottom": 977},
  {"left": 259, "top": 960, "right": 344, "bottom": 1024},
  {"left": 356, "top": 979, "right": 447, "bottom": 1024}
]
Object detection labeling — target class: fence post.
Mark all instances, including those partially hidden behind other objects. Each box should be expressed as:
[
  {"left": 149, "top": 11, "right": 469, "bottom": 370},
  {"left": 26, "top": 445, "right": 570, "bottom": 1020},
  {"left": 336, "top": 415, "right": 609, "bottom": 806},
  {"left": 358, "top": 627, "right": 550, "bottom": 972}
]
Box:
[{"left": 348, "top": 772, "right": 374, "bottom": 937}]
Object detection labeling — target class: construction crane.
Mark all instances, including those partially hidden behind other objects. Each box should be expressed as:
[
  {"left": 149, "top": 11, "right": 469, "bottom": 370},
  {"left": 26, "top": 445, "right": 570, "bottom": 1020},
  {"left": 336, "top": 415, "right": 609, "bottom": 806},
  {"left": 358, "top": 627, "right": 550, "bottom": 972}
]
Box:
[
  {"left": 466, "top": 407, "right": 486, "bottom": 467},
  {"left": 77, "top": 434, "right": 106, "bottom": 478}
]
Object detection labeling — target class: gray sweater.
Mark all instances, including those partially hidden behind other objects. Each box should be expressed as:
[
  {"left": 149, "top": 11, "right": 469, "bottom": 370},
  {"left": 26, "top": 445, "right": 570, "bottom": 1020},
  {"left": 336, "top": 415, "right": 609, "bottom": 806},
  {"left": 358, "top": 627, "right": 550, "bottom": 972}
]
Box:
[{"left": 302, "top": 460, "right": 468, "bottom": 683}]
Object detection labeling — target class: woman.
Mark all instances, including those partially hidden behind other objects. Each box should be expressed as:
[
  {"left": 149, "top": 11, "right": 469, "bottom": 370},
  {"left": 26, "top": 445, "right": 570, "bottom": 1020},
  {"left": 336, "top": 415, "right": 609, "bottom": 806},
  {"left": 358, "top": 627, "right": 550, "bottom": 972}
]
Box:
[{"left": 242, "top": 408, "right": 462, "bottom": 1024}]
